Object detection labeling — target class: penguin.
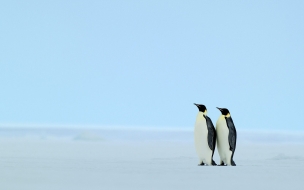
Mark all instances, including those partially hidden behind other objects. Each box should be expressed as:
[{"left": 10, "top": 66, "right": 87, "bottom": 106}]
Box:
[
  {"left": 215, "top": 107, "right": 237, "bottom": 166},
  {"left": 193, "top": 103, "right": 217, "bottom": 166}
]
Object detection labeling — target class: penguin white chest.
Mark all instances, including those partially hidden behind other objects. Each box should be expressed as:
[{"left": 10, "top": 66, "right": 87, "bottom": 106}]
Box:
[
  {"left": 194, "top": 113, "right": 213, "bottom": 165},
  {"left": 216, "top": 116, "right": 232, "bottom": 165}
]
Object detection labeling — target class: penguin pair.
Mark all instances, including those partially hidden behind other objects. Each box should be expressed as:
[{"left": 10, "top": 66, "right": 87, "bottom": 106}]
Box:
[{"left": 193, "top": 103, "right": 237, "bottom": 166}]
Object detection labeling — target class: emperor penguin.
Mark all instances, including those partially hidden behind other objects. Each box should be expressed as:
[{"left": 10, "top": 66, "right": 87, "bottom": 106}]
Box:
[
  {"left": 216, "top": 107, "right": 237, "bottom": 166},
  {"left": 194, "top": 103, "right": 217, "bottom": 166}
]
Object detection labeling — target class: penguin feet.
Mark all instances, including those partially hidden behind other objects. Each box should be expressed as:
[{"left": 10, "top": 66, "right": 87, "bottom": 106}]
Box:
[
  {"left": 198, "top": 161, "right": 205, "bottom": 166},
  {"left": 218, "top": 161, "right": 226, "bottom": 166},
  {"left": 231, "top": 160, "right": 236, "bottom": 166}
]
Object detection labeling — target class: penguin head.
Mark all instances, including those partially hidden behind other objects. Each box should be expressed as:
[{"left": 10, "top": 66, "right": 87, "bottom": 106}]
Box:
[
  {"left": 217, "top": 107, "right": 230, "bottom": 117},
  {"left": 194, "top": 103, "right": 207, "bottom": 115}
]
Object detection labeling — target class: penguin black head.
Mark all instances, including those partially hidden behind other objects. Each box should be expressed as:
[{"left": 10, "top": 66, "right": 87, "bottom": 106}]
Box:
[
  {"left": 194, "top": 103, "right": 207, "bottom": 112},
  {"left": 217, "top": 107, "right": 230, "bottom": 116}
]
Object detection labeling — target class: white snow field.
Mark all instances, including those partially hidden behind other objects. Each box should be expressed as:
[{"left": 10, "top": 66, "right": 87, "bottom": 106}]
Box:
[{"left": 0, "top": 127, "right": 303, "bottom": 190}]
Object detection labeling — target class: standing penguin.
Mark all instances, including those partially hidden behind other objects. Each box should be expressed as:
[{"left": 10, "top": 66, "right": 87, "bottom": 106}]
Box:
[
  {"left": 216, "top": 107, "right": 237, "bottom": 166},
  {"left": 193, "top": 103, "right": 217, "bottom": 166}
]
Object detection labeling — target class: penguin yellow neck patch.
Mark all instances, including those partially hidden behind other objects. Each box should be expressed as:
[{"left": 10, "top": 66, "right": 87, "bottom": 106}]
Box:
[{"left": 203, "top": 110, "right": 207, "bottom": 116}]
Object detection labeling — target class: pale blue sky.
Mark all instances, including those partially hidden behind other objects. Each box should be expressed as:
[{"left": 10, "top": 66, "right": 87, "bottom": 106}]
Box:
[{"left": 0, "top": 1, "right": 303, "bottom": 130}]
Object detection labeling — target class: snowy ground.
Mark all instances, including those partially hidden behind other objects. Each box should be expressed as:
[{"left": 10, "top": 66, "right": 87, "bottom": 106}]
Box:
[{"left": 0, "top": 127, "right": 303, "bottom": 190}]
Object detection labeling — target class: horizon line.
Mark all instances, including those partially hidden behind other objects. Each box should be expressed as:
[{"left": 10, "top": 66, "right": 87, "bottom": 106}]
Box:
[{"left": 0, "top": 123, "right": 304, "bottom": 133}]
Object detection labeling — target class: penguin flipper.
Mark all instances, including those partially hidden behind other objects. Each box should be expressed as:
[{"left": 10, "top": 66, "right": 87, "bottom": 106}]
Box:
[
  {"left": 231, "top": 160, "right": 236, "bottom": 166},
  {"left": 225, "top": 117, "right": 237, "bottom": 151},
  {"left": 204, "top": 115, "right": 216, "bottom": 151}
]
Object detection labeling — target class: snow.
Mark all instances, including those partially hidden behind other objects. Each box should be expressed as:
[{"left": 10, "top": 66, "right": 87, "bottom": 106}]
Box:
[{"left": 0, "top": 128, "right": 303, "bottom": 190}]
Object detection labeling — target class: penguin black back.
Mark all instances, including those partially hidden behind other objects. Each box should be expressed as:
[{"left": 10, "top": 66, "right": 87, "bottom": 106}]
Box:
[{"left": 204, "top": 115, "right": 217, "bottom": 153}]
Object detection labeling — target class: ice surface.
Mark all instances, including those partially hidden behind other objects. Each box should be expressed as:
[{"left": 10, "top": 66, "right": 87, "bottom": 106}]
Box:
[{"left": 0, "top": 128, "right": 303, "bottom": 190}]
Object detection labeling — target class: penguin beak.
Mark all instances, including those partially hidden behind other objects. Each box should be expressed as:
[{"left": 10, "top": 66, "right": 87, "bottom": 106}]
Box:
[
  {"left": 194, "top": 103, "right": 199, "bottom": 107},
  {"left": 216, "top": 107, "right": 222, "bottom": 111}
]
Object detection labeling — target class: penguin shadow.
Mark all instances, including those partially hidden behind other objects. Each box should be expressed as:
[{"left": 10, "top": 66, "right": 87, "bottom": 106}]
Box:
[
  {"left": 198, "top": 164, "right": 241, "bottom": 166},
  {"left": 197, "top": 161, "right": 241, "bottom": 166},
  {"left": 197, "top": 161, "right": 232, "bottom": 166},
  {"left": 198, "top": 164, "right": 228, "bottom": 166}
]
